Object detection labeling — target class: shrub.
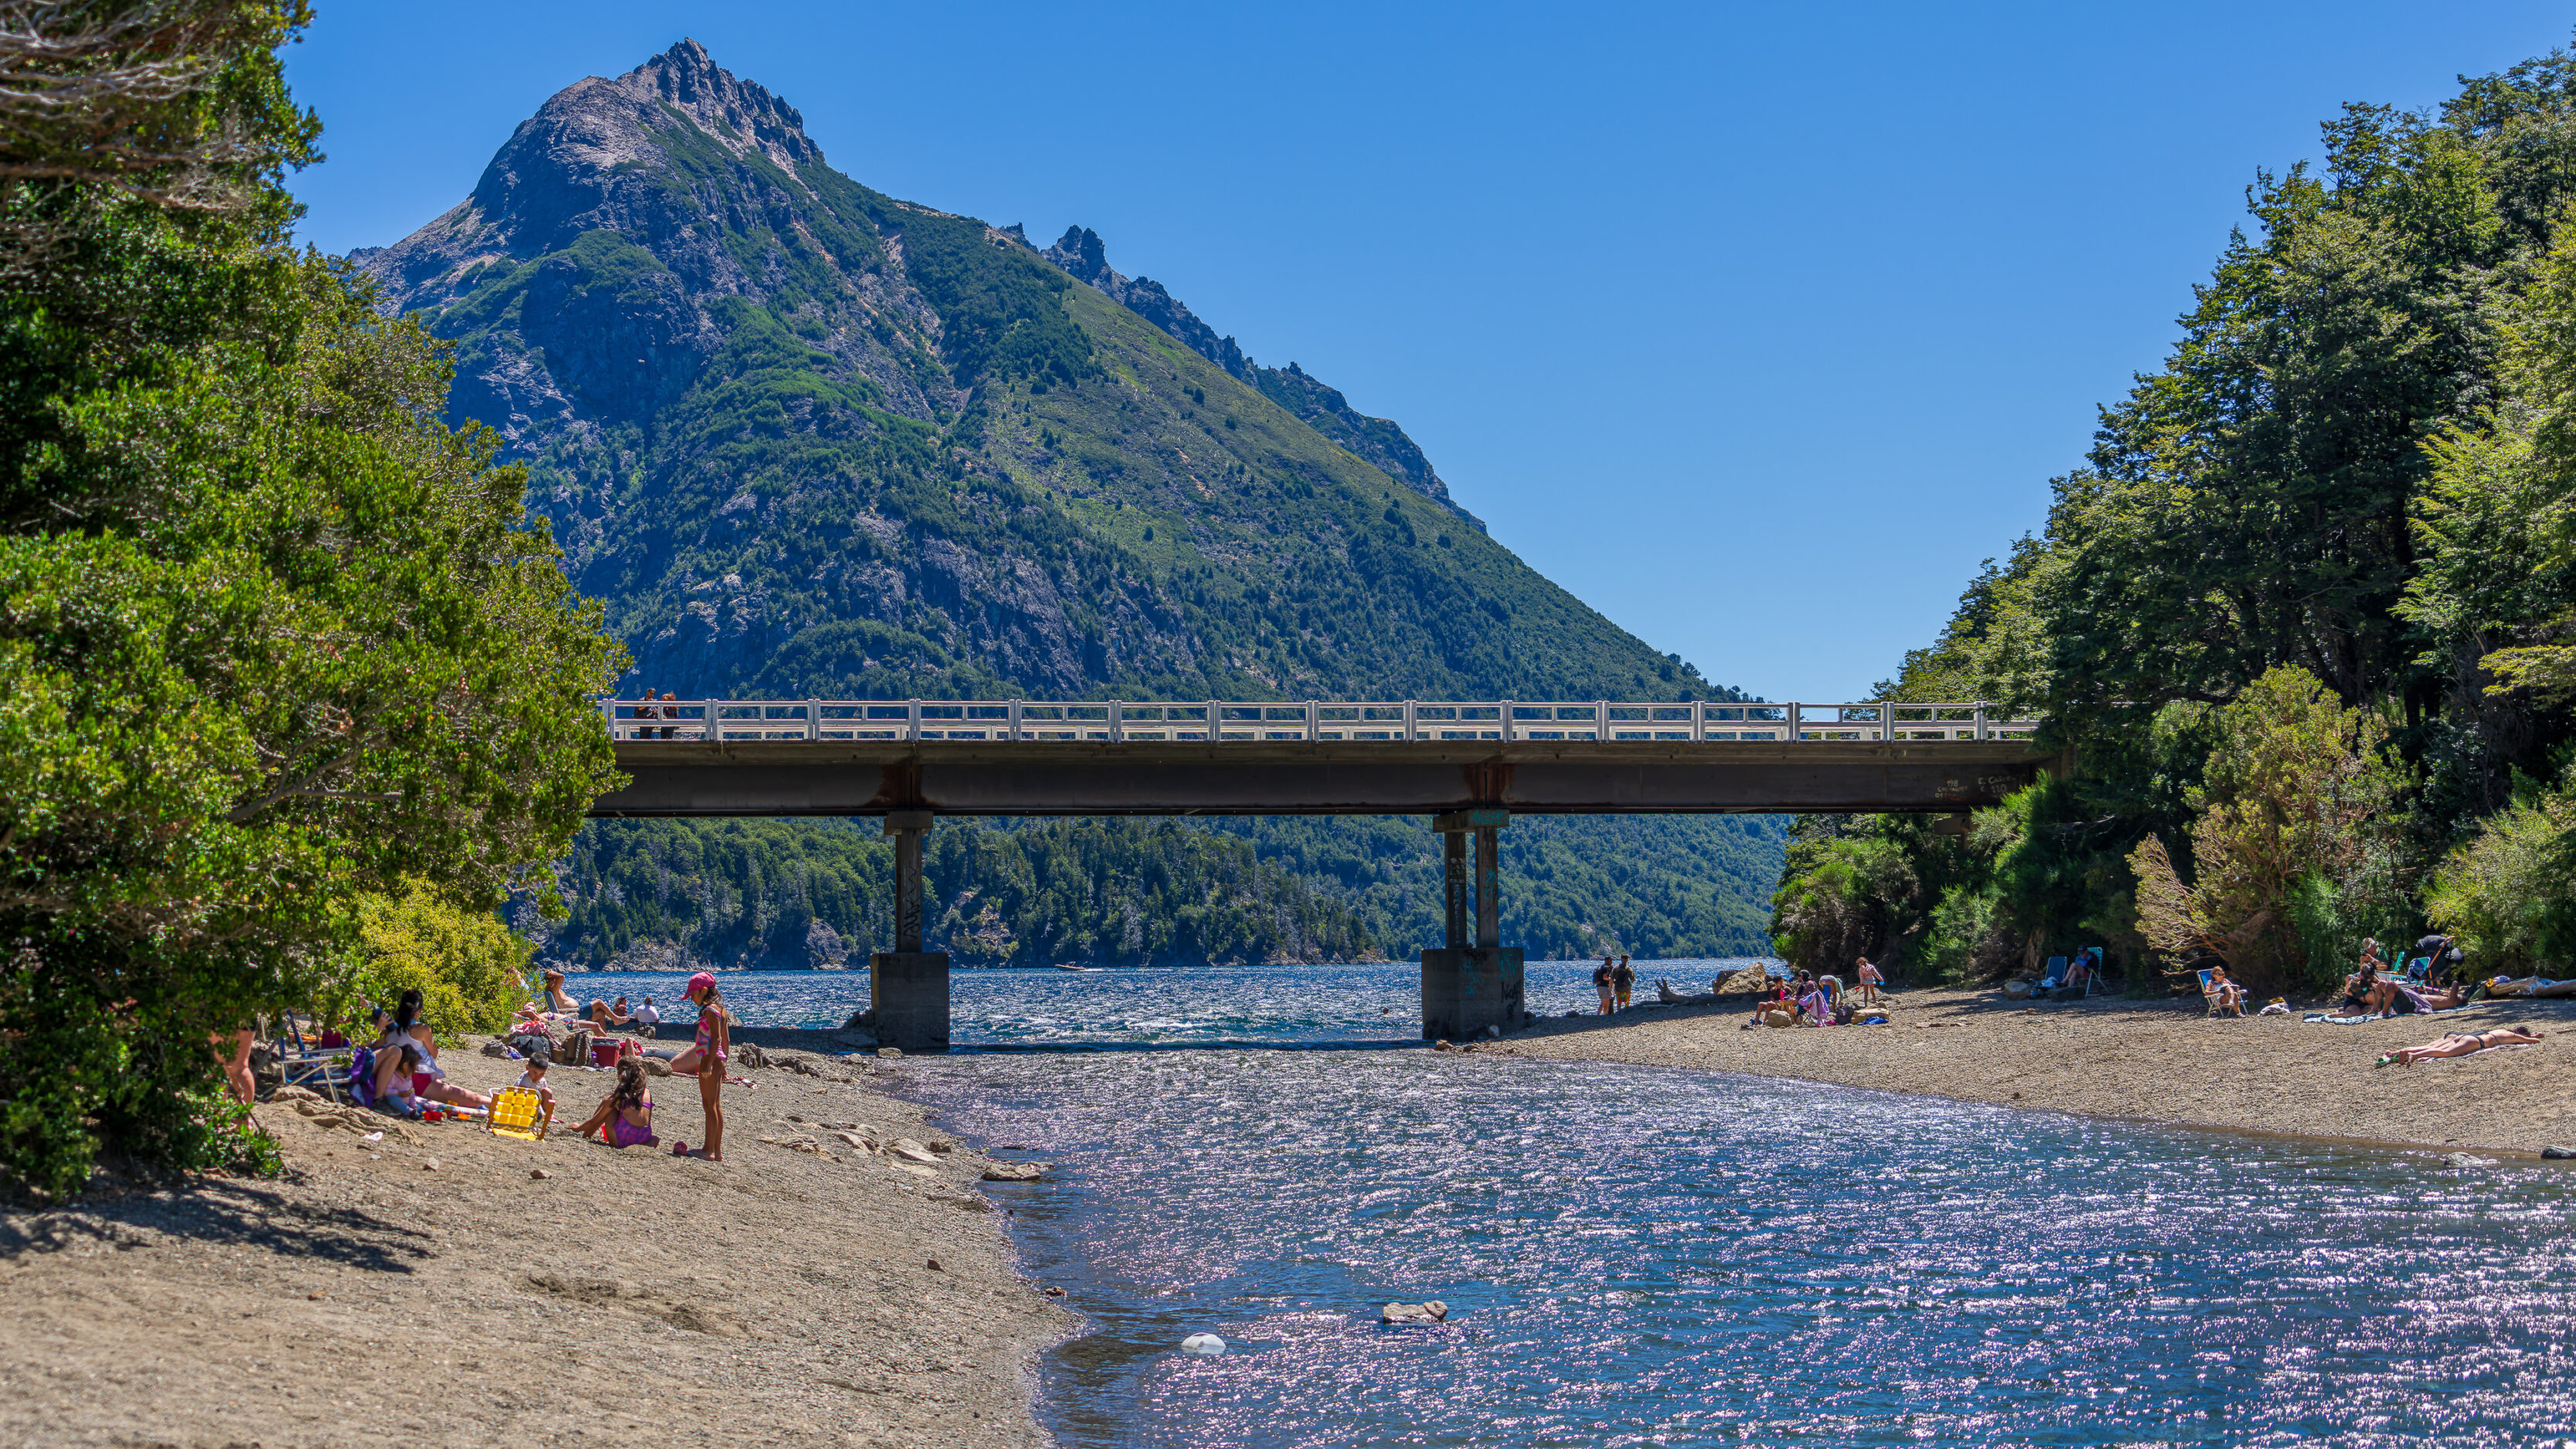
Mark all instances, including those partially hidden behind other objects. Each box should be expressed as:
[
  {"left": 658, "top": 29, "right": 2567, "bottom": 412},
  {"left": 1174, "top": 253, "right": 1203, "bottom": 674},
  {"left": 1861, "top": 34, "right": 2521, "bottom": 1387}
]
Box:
[
  {"left": 2423, "top": 771, "right": 2576, "bottom": 972},
  {"left": 351, "top": 883, "right": 539, "bottom": 1036}
]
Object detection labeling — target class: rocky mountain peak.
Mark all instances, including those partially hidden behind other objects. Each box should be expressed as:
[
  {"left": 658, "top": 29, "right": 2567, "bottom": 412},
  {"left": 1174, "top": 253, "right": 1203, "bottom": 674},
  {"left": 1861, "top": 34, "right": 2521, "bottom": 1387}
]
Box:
[{"left": 622, "top": 38, "right": 819, "bottom": 174}]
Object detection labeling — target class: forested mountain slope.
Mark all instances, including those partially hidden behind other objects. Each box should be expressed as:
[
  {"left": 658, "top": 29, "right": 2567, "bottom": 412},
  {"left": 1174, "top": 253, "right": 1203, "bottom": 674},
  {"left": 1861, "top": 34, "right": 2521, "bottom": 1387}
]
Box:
[
  {"left": 359, "top": 39, "right": 1782, "bottom": 968},
  {"left": 356, "top": 39, "right": 1726, "bottom": 704},
  {"left": 543, "top": 815, "right": 1784, "bottom": 971}
]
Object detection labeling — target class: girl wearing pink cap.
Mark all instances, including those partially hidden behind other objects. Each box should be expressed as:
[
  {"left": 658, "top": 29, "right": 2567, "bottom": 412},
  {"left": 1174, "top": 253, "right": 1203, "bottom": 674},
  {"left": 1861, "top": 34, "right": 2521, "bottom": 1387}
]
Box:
[{"left": 668, "top": 971, "right": 731, "bottom": 1161}]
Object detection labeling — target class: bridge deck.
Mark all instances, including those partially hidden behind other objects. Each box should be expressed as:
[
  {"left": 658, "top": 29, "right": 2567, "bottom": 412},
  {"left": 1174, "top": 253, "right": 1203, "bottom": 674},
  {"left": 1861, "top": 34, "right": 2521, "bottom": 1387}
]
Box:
[{"left": 594, "top": 737, "right": 2064, "bottom": 818}]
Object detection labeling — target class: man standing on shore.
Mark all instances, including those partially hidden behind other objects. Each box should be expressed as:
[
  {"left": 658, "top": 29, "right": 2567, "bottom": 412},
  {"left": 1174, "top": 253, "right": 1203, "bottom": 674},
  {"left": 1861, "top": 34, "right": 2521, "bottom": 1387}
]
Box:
[
  {"left": 1612, "top": 955, "right": 1635, "bottom": 1012},
  {"left": 1594, "top": 956, "right": 1616, "bottom": 1015}
]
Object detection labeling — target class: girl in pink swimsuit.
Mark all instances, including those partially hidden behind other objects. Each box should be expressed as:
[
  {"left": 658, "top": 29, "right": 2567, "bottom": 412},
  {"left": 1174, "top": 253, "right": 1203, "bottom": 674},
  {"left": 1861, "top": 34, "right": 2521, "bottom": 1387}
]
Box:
[{"left": 667, "top": 972, "right": 731, "bottom": 1162}]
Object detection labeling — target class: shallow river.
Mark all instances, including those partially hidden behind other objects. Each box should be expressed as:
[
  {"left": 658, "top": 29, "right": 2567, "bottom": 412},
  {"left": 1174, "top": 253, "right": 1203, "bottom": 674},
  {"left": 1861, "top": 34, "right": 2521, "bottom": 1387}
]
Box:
[{"left": 580, "top": 963, "right": 2576, "bottom": 1447}]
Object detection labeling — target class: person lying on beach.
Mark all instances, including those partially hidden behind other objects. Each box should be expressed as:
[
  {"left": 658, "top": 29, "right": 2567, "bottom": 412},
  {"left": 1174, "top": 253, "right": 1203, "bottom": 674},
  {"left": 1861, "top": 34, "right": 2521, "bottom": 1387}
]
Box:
[
  {"left": 587, "top": 998, "right": 630, "bottom": 1031},
  {"left": 2375, "top": 1026, "right": 2544, "bottom": 1068},
  {"left": 573, "top": 1057, "right": 656, "bottom": 1147}
]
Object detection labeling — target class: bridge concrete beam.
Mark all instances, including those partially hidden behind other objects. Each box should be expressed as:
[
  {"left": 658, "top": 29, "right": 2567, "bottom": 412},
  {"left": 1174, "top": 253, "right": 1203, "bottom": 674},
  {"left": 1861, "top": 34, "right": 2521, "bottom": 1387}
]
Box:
[{"left": 591, "top": 740, "right": 2064, "bottom": 818}]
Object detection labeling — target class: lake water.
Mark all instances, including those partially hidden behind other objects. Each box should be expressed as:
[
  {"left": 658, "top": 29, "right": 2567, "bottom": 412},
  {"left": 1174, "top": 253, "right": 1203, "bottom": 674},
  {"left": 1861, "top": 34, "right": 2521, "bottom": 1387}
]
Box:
[{"left": 577, "top": 964, "right": 2576, "bottom": 1447}]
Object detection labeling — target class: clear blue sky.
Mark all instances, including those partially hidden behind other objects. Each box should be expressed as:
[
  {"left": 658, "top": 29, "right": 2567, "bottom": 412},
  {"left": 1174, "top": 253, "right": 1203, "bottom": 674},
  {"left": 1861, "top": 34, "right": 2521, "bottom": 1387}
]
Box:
[{"left": 287, "top": 2, "right": 2576, "bottom": 703}]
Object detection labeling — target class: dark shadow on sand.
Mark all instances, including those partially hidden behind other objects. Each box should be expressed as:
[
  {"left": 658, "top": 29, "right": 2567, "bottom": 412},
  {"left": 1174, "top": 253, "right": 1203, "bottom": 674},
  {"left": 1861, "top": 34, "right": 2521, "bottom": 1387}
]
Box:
[{"left": 0, "top": 1177, "right": 434, "bottom": 1274}]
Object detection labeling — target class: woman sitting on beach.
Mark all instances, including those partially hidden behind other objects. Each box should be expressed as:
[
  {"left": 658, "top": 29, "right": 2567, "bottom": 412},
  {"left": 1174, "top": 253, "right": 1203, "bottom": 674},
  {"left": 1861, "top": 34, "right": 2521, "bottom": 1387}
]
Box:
[
  {"left": 1797, "top": 978, "right": 1831, "bottom": 1026},
  {"left": 2340, "top": 950, "right": 2391, "bottom": 1017},
  {"left": 2376, "top": 1026, "right": 2544, "bottom": 1068},
  {"left": 375, "top": 989, "right": 490, "bottom": 1112},
  {"left": 573, "top": 1056, "right": 656, "bottom": 1146},
  {"left": 2208, "top": 964, "right": 2248, "bottom": 1016},
  {"left": 537, "top": 967, "right": 578, "bottom": 1016}
]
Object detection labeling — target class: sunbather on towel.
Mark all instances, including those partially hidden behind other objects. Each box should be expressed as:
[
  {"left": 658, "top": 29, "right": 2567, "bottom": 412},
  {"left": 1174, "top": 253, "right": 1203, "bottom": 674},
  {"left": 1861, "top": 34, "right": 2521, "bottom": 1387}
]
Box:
[{"left": 2376, "top": 1026, "right": 2544, "bottom": 1068}]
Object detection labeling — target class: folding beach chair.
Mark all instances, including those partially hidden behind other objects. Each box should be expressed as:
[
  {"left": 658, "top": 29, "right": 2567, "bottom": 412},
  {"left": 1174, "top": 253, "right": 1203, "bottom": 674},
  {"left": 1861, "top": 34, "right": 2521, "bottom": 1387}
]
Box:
[
  {"left": 487, "top": 1086, "right": 547, "bottom": 1141},
  {"left": 2037, "top": 956, "right": 2069, "bottom": 992},
  {"left": 269, "top": 1013, "right": 354, "bottom": 1103}
]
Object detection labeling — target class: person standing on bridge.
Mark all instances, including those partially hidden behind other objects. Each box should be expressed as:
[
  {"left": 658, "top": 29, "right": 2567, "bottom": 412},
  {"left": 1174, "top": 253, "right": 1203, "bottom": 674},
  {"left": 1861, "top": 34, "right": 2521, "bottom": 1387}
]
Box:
[
  {"left": 1593, "top": 956, "right": 1616, "bottom": 1015},
  {"left": 1612, "top": 955, "right": 1635, "bottom": 1012}
]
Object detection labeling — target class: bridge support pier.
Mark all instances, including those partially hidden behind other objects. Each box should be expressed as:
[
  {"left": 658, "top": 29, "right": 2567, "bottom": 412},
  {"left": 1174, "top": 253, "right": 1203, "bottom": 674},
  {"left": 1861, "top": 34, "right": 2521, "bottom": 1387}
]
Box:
[
  {"left": 869, "top": 810, "right": 948, "bottom": 1053},
  {"left": 1423, "top": 809, "right": 1522, "bottom": 1040}
]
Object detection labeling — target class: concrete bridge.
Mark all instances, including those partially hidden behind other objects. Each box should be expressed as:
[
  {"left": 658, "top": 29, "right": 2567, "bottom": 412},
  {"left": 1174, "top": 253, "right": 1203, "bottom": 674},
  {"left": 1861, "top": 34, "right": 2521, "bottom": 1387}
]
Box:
[{"left": 588, "top": 698, "right": 2061, "bottom": 1050}]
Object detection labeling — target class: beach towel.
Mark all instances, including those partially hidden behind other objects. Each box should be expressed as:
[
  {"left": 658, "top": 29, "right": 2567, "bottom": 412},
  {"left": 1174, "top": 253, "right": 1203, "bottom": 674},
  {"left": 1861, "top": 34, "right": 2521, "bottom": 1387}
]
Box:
[{"left": 2305, "top": 1005, "right": 2481, "bottom": 1025}]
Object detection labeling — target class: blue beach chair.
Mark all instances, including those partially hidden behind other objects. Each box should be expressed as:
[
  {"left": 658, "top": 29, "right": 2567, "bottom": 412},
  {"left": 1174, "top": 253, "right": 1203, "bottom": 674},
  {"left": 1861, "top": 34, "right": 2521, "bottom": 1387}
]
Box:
[{"left": 2036, "top": 956, "right": 2069, "bottom": 992}]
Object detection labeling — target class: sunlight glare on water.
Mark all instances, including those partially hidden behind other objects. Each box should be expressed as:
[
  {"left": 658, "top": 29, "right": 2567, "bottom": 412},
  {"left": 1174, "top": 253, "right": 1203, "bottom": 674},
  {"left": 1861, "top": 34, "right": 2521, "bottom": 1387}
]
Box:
[{"left": 571, "top": 964, "right": 2576, "bottom": 1446}]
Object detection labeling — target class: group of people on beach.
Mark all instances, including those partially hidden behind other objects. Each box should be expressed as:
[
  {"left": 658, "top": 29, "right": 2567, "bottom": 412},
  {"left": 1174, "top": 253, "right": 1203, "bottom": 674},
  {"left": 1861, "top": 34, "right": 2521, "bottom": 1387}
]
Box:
[
  {"left": 2336, "top": 936, "right": 2476, "bottom": 1018},
  {"left": 1591, "top": 956, "right": 1634, "bottom": 1014},
  {"left": 357, "top": 967, "right": 735, "bottom": 1160},
  {"left": 1744, "top": 957, "right": 1885, "bottom": 1028}
]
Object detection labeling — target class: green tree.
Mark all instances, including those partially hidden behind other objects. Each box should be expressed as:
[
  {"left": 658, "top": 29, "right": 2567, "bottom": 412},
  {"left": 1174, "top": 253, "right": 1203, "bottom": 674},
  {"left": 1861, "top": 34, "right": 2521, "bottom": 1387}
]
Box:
[
  {"left": 2126, "top": 668, "right": 2405, "bottom": 994},
  {"left": 0, "top": 3, "right": 625, "bottom": 1198}
]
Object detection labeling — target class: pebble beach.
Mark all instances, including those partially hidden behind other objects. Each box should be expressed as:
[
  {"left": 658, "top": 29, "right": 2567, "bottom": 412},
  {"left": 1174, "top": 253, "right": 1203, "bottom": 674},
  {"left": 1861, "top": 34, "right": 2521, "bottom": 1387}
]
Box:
[
  {"left": 1485, "top": 982, "right": 2576, "bottom": 1155},
  {"left": 0, "top": 1036, "right": 1067, "bottom": 1449}
]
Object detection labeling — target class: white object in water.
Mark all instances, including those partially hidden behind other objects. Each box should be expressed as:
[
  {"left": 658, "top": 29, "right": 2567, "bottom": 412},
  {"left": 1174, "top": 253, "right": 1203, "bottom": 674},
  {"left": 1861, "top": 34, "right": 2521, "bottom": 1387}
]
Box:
[{"left": 1179, "top": 1332, "right": 1226, "bottom": 1356}]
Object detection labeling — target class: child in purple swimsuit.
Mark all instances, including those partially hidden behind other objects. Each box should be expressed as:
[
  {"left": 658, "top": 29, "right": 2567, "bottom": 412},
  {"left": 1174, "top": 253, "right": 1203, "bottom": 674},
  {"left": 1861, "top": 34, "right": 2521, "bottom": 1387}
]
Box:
[{"left": 573, "top": 1057, "right": 655, "bottom": 1148}]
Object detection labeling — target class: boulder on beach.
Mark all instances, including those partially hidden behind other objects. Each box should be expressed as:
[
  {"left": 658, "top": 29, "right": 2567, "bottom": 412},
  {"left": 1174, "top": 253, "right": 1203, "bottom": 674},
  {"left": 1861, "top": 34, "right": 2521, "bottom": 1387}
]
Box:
[
  {"left": 2002, "top": 979, "right": 2035, "bottom": 999},
  {"left": 1715, "top": 967, "right": 1771, "bottom": 997},
  {"left": 982, "top": 1161, "right": 1046, "bottom": 1182},
  {"left": 1381, "top": 1300, "right": 1448, "bottom": 1325}
]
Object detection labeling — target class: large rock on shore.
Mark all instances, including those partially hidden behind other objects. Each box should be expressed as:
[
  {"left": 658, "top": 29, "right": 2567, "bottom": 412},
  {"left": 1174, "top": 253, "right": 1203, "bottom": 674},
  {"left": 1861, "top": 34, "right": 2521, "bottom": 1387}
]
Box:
[{"left": 1716, "top": 967, "right": 1771, "bottom": 997}]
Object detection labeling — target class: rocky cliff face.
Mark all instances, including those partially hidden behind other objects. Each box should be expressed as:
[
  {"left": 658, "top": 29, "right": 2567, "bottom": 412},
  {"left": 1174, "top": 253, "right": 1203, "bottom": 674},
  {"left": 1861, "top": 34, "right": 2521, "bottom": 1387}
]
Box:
[
  {"left": 358, "top": 39, "right": 1717, "bottom": 705},
  {"left": 1040, "top": 226, "right": 1479, "bottom": 530}
]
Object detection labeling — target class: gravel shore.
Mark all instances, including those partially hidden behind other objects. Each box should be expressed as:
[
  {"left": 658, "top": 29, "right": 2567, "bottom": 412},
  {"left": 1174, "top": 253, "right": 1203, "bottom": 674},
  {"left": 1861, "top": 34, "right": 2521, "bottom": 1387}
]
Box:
[
  {"left": 0, "top": 1037, "right": 1070, "bottom": 1448},
  {"left": 1485, "top": 984, "right": 2576, "bottom": 1155}
]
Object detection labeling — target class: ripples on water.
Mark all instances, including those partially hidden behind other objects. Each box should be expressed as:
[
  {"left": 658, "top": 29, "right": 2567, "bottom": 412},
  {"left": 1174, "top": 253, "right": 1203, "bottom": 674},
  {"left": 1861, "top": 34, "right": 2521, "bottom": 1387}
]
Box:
[{"left": 573, "top": 964, "right": 2576, "bottom": 1447}]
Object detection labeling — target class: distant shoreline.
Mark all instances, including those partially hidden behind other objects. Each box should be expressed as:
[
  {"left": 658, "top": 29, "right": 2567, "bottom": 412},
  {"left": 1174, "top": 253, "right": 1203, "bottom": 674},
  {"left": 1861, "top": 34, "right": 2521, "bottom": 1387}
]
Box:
[{"left": 1479, "top": 985, "right": 2576, "bottom": 1157}]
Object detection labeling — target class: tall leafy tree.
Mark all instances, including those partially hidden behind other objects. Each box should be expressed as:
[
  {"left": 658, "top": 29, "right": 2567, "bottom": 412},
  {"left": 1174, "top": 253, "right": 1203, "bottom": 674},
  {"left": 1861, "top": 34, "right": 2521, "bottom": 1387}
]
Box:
[{"left": 0, "top": 2, "right": 624, "bottom": 1197}]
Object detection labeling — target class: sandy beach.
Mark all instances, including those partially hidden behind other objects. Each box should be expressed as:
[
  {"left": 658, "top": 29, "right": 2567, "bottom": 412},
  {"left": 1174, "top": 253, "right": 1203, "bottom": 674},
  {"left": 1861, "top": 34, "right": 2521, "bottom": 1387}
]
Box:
[
  {"left": 0, "top": 1033, "right": 1069, "bottom": 1449},
  {"left": 1484, "top": 983, "right": 2576, "bottom": 1155}
]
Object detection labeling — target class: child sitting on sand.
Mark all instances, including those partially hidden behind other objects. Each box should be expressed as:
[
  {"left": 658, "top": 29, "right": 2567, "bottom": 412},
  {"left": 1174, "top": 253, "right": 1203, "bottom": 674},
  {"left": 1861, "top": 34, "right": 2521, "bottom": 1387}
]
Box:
[
  {"left": 516, "top": 1054, "right": 556, "bottom": 1131},
  {"left": 573, "top": 1057, "right": 655, "bottom": 1147},
  {"left": 378, "top": 1043, "right": 424, "bottom": 1115}
]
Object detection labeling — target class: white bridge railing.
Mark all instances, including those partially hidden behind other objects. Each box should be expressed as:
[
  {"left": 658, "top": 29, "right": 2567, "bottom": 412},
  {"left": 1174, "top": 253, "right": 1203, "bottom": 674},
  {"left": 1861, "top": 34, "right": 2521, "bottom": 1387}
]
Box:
[{"left": 604, "top": 699, "right": 2040, "bottom": 745}]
